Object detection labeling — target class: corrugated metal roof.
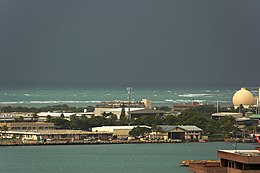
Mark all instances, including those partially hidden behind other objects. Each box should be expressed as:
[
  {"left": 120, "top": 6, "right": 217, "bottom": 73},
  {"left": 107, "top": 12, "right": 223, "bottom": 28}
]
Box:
[
  {"left": 159, "top": 125, "right": 177, "bottom": 132},
  {"left": 178, "top": 125, "right": 203, "bottom": 131},
  {"left": 2, "top": 130, "right": 113, "bottom": 135},
  {"left": 106, "top": 108, "right": 144, "bottom": 112},
  {"left": 37, "top": 112, "right": 76, "bottom": 117},
  {"left": 92, "top": 125, "right": 151, "bottom": 132},
  {"left": 249, "top": 114, "right": 260, "bottom": 119},
  {"left": 129, "top": 109, "right": 164, "bottom": 114},
  {"left": 158, "top": 125, "right": 202, "bottom": 132}
]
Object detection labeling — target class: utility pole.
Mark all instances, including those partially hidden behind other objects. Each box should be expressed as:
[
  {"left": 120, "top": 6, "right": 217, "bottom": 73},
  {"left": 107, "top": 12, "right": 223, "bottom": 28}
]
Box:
[
  {"left": 217, "top": 101, "right": 219, "bottom": 113},
  {"left": 257, "top": 97, "right": 259, "bottom": 115},
  {"left": 127, "top": 87, "right": 132, "bottom": 119},
  {"left": 256, "top": 87, "right": 260, "bottom": 114}
]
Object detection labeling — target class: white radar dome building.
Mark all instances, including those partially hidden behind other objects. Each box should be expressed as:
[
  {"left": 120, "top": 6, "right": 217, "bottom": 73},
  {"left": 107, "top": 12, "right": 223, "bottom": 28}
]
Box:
[{"left": 232, "top": 88, "right": 254, "bottom": 109}]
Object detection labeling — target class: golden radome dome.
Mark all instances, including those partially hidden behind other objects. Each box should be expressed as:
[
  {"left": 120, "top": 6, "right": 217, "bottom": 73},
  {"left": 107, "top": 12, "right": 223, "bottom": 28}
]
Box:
[{"left": 232, "top": 88, "right": 254, "bottom": 107}]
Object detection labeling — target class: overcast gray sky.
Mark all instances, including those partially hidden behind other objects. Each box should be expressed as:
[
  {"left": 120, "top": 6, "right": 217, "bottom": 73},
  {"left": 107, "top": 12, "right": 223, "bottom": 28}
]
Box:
[{"left": 0, "top": 0, "right": 259, "bottom": 87}]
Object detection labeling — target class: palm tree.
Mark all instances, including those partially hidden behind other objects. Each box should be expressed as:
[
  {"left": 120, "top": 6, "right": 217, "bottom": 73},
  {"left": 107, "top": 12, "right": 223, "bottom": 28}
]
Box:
[
  {"left": 1, "top": 125, "right": 8, "bottom": 131},
  {"left": 120, "top": 103, "right": 126, "bottom": 120},
  {"left": 1, "top": 125, "right": 9, "bottom": 140}
]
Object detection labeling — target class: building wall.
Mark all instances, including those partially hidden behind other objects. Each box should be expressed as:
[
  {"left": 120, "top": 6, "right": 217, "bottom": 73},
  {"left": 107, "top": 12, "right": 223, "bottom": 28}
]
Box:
[
  {"left": 169, "top": 128, "right": 202, "bottom": 140},
  {"left": 0, "top": 122, "right": 54, "bottom": 131},
  {"left": 94, "top": 108, "right": 124, "bottom": 119},
  {"left": 114, "top": 129, "right": 131, "bottom": 138},
  {"left": 227, "top": 168, "right": 260, "bottom": 173},
  {"left": 1, "top": 131, "right": 113, "bottom": 141},
  {"left": 141, "top": 99, "right": 152, "bottom": 109},
  {"left": 189, "top": 163, "right": 226, "bottom": 173},
  {"left": 218, "top": 151, "right": 260, "bottom": 164},
  {"left": 149, "top": 132, "right": 168, "bottom": 140}
]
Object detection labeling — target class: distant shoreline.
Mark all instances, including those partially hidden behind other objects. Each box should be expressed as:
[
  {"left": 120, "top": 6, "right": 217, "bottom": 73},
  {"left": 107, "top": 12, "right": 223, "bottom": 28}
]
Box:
[{"left": 0, "top": 102, "right": 233, "bottom": 109}]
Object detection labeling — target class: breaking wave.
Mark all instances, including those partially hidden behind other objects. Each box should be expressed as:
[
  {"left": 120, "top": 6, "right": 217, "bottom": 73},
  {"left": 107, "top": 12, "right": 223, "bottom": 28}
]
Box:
[
  {"left": 178, "top": 93, "right": 214, "bottom": 97},
  {"left": 0, "top": 101, "right": 102, "bottom": 105}
]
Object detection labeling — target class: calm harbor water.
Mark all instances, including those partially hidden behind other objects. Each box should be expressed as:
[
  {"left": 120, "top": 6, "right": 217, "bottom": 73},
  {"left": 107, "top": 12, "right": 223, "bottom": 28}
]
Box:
[{"left": 0, "top": 142, "right": 257, "bottom": 173}]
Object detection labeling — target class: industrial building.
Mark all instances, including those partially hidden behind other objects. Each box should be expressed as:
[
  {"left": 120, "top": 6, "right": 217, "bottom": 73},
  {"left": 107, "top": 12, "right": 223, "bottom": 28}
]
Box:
[
  {"left": 0, "top": 122, "right": 54, "bottom": 131},
  {"left": 96, "top": 99, "right": 152, "bottom": 109},
  {"left": 1, "top": 130, "right": 113, "bottom": 141},
  {"left": 94, "top": 99, "right": 153, "bottom": 119},
  {"left": 0, "top": 113, "right": 37, "bottom": 122},
  {"left": 173, "top": 102, "right": 203, "bottom": 112},
  {"left": 94, "top": 107, "right": 164, "bottom": 120},
  {"left": 94, "top": 107, "right": 144, "bottom": 119},
  {"left": 36, "top": 111, "right": 95, "bottom": 121},
  {"left": 37, "top": 112, "right": 76, "bottom": 121},
  {"left": 211, "top": 112, "right": 242, "bottom": 120},
  {"left": 150, "top": 125, "right": 204, "bottom": 141},
  {"left": 91, "top": 125, "right": 151, "bottom": 138},
  {"left": 129, "top": 109, "right": 165, "bottom": 119},
  {"left": 189, "top": 149, "right": 260, "bottom": 173}
]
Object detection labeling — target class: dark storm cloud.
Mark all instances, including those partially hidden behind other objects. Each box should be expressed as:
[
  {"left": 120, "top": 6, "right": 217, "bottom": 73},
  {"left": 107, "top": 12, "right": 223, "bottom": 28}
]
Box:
[{"left": 0, "top": 0, "right": 259, "bottom": 87}]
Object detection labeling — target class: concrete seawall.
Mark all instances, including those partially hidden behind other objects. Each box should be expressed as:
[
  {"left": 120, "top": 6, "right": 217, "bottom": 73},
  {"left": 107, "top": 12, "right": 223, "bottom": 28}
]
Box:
[{"left": 0, "top": 140, "right": 183, "bottom": 146}]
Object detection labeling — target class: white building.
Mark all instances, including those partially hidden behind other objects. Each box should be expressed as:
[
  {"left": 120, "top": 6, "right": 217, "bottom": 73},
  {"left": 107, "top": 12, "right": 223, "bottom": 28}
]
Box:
[
  {"left": 37, "top": 112, "right": 76, "bottom": 121},
  {"left": 1, "top": 130, "right": 113, "bottom": 141},
  {"left": 94, "top": 108, "right": 145, "bottom": 119},
  {"left": 37, "top": 112, "right": 95, "bottom": 121},
  {"left": 211, "top": 112, "right": 243, "bottom": 119},
  {"left": 92, "top": 125, "right": 151, "bottom": 138}
]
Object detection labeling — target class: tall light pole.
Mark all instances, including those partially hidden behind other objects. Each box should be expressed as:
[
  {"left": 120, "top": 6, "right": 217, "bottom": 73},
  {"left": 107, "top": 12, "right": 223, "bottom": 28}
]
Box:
[
  {"left": 256, "top": 87, "right": 260, "bottom": 114},
  {"left": 127, "top": 87, "right": 132, "bottom": 119},
  {"left": 216, "top": 101, "right": 219, "bottom": 113}
]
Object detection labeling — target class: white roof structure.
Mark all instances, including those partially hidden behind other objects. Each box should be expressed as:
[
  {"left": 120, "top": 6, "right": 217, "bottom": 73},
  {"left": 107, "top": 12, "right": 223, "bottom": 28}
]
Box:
[
  {"left": 92, "top": 125, "right": 151, "bottom": 132},
  {"left": 159, "top": 125, "right": 203, "bottom": 132},
  {"left": 177, "top": 125, "right": 203, "bottom": 131},
  {"left": 219, "top": 150, "right": 260, "bottom": 156},
  {"left": 105, "top": 108, "right": 144, "bottom": 112},
  {"left": 37, "top": 112, "right": 76, "bottom": 118},
  {"left": 212, "top": 112, "right": 242, "bottom": 118}
]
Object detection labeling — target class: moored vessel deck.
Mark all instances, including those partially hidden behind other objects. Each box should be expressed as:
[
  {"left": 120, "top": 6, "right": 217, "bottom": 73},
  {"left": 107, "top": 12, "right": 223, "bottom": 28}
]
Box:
[{"left": 180, "top": 160, "right": 220, "bottom": 167}]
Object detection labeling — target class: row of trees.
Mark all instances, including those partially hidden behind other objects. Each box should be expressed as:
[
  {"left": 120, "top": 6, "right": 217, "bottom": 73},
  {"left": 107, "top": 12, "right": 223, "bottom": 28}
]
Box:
[{"left": 0, "top": 104, "right": 95, "bottom": 113}]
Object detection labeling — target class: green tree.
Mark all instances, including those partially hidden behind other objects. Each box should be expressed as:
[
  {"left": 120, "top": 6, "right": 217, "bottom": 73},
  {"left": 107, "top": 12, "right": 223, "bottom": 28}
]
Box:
[
  {"left": 120, "top": 104, "right": 126, "bottom": 120},
  {"left": 46, "top": 115, "right": 52, "bottom": 122},
  {"left": 15, "top": 116, "right": 24, "bottom": 122},
  {"left": 86, "top": 106, "right": 95, "bottom": 112},
  {"left": 156, "top": 106, "right": 171, "bottom": 111},
  {"left": 70, "top": 115, "right": 82, "bottom": 129},
  {"left": 151, "top": 125, "right": 162, "bottom": 133},
  {"left": 107, "top": 114, "right": 119, "bottom": 126},
  {"left": 129, "top": 126, "right": 151, "bottom": 138},
  {"left": 163, "top": 115, "right": 178, "bottom": 125},
  {"left": 60, "top": 113, "right": 65, "bottom": 119},
  {"left": 79, "top": 115, "right": 91, "bottom": 130},
  {"left": 119, "top": 116, "right": 128, "bottom": 126},
  {"left": 49, "top": 117, "right": 70, "bottom": 129},
  {"left": 89, "top": 116, "right": 108, "bottom": 127},
  {"left": 32, "top": 113, "right": 38, "bottom": 122},
  {"left": 1, "top": 125, "right": 8, "bottom": 131},
  {"left": 132, "top": 115, "right": 157, "bottom": 126}
]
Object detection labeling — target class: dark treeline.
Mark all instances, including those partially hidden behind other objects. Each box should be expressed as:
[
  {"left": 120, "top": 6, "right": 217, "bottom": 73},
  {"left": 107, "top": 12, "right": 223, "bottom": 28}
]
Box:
[{"left": 0, "top": 104, "right": 95, "bottom": 113}]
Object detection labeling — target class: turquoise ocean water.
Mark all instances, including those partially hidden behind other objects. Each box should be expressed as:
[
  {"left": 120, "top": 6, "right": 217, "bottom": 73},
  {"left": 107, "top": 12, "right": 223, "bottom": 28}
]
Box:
[
  {"left": 0, "top": 142, "right": 257, "bottom": 173},
  {"left": 0, "top": 87, "right": 240, "bottom": 107}
]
